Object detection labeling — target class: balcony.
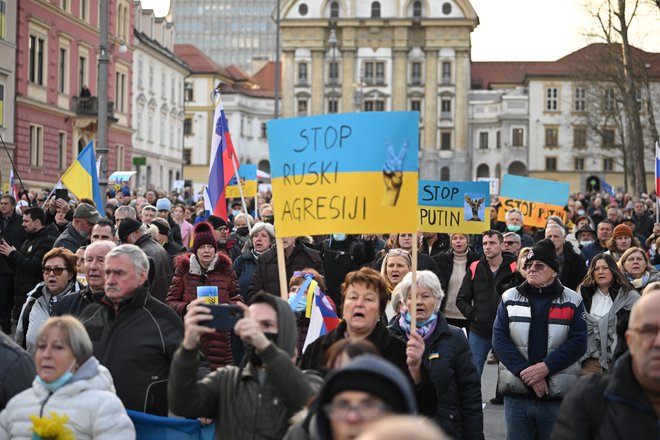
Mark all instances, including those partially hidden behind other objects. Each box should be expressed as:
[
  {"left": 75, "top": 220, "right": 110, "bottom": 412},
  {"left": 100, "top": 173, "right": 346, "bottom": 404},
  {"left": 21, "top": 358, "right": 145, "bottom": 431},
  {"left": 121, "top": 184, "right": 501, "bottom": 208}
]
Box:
[{"left": 73, "top": 96, "right": 116, "bottom": 119}]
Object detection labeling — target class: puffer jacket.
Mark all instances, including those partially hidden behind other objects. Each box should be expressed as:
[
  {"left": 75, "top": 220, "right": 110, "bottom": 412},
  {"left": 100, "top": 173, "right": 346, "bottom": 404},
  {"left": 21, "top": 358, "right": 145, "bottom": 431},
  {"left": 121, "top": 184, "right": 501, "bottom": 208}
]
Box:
[
  {"left": 14, "top": 280, "right": 81, "bottom": 352},
  {"left": 166, "top": 253, "right": 243, "bottom": 368},
  {"left": 0, "top": 357, "right": 135, "bottom": 439}
]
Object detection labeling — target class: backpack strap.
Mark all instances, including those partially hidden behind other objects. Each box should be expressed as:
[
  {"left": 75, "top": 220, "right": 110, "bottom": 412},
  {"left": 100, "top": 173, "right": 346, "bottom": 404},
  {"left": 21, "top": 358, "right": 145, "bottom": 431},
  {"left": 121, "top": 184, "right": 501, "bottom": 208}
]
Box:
[
  {"left": 470, "top": 261, "right": 479, "bottom": 280},
  {"left": 509, "top": 261, "right": 517, "bottom": 273},
  {"left": 20, "top": 298, "right": 37, "bottom": 350}
]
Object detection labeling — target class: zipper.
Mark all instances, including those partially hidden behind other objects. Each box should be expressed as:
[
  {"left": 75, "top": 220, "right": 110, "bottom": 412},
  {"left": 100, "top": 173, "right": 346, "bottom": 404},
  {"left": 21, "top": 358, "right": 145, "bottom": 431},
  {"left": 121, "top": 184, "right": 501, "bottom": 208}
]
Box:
[{"left": 39, "top": 392, "right": 54, "bottom": 417}]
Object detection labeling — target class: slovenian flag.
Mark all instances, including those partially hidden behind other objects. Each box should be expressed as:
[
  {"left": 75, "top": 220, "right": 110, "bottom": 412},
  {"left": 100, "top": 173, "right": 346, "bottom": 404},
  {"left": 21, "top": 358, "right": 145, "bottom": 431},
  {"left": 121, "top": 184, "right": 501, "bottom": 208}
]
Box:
[
  {"left": 303, "top": 287, "right": 340, "bottom": 353},
  {"left": 656, "top": 141, "right": 660, "bottom": 197},
  {"left": 61, "top": 140, "right": 105, "bottom": 216},
  {"left": 207, "top": 94, "right": 237, "bottom": 220}
]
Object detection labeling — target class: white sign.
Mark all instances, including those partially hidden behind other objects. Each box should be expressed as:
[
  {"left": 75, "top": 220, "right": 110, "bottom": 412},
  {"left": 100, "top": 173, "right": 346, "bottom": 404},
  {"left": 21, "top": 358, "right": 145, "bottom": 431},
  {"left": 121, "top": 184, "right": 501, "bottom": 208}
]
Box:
[{"left": 477, "top": 177, "right": 499, "bottom": 196}]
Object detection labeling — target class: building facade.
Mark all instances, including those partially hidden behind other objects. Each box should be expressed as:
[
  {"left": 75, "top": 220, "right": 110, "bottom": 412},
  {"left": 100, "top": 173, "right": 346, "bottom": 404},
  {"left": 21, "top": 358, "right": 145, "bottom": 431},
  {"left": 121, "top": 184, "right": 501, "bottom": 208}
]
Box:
[
  {"left": 174, "top": 0, "right": 277, "bottom": 74},
  {"left": 15, "top": 0, "right": 133, "bottom": 190},
  {"left": 132, "top": 2, "right": 189, "bottom": 191},
  {"left": 279, "top": 0, "right": 478, "bottom": 181},
  {"left": 0, "top": 0, "right": 17, "bottom": 191}
]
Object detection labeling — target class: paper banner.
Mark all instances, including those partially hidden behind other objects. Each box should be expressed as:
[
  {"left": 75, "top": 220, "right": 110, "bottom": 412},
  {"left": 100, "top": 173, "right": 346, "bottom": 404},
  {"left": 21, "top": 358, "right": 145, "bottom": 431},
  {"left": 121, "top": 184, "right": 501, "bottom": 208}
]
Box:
[
  {"left": 418, "top": 181, "right": 490, "bottom": 234},
  {"left": 497, "top": 174, "right": 569, "bottom": 227}
]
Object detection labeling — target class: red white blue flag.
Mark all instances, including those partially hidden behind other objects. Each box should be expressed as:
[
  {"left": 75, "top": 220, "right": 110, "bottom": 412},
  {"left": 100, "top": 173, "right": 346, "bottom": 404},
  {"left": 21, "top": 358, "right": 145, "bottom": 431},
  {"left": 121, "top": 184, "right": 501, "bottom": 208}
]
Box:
[
  {"left": 207, "top": 94, "right": 237, "bottom": 219},
  {"left": 9, "top": 168, "right": 18, "bottom": 200},
  {"left": 303, "top": 288, "right": 340, "bottom": 353},
  {"left": 656, "top": 141, "right": 660, "bottom": 197}
]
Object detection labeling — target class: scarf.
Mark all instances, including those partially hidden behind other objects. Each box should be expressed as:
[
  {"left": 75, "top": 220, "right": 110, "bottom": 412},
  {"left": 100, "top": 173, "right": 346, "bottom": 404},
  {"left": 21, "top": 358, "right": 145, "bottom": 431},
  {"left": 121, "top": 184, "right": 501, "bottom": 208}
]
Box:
[
  {"left": 398, "top": 312, "right": 438, "bottom": 342},
  {"left": 626, "top": 271, "right": 649, "bottom": 290}
]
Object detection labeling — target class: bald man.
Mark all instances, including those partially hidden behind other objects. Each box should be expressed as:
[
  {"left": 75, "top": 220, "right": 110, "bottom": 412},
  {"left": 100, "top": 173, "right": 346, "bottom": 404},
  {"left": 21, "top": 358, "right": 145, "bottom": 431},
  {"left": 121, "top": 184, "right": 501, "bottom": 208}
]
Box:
[{"left": 552, "top": 284, "right": 660, "bottom": 439}]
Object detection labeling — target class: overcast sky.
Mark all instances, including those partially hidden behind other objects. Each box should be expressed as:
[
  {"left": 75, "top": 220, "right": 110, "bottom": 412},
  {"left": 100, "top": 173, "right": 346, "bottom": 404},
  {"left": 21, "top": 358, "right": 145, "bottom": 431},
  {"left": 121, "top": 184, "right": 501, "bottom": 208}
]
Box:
[{"left": 141, "top": 0, "right": 660, "bottom": 61}]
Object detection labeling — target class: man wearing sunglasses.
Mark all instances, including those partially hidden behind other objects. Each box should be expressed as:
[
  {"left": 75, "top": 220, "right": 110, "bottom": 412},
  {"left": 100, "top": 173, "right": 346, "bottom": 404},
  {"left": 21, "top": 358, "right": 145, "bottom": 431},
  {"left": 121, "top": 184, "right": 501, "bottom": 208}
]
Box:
[{"left": 493, "top": 239, "right": 587, "bottom": 439}]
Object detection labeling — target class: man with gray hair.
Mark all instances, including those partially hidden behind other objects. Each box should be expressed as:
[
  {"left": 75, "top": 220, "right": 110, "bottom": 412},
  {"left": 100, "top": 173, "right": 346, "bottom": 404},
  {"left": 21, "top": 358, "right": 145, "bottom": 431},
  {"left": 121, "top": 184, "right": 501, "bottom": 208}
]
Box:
[
  {"left": 544, "top": 224, "right": 587, "bottom": 291},
  {"left": 81, "top": 244, "right": 183, "bottom": 416},
  {"left": 502, "top": 232, "right": 522, "bottom": 257},
  {"left": 505, "top": 208, "right": 534, "bottom": 247}
]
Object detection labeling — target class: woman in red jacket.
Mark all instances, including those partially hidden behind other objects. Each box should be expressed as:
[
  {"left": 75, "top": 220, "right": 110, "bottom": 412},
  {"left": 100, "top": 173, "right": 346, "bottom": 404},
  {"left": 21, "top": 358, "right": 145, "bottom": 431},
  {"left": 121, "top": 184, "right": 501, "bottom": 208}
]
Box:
[{"left": 166, "top": 222, "right": 243, "bottom": 368}]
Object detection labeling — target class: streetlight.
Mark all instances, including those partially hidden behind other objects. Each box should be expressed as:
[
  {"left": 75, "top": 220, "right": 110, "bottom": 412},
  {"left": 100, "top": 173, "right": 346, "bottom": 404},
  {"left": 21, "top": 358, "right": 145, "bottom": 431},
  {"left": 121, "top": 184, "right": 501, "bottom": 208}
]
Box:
[
  {"left": 274, "top": 0, "right": 281, "bottom": 119},
  {"left": 328, "top": 28, "right": 337, "bottom": 113},
  {"left": 97, "top": 0, "right": 109, "bottom": 195}
]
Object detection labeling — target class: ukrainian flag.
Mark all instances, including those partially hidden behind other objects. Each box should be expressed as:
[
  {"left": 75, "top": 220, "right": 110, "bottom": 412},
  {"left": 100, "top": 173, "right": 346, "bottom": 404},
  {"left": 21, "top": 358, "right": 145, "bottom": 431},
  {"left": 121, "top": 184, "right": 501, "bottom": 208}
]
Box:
[{"left": 61, "top": 140, "right": 105, "bottom": 215}]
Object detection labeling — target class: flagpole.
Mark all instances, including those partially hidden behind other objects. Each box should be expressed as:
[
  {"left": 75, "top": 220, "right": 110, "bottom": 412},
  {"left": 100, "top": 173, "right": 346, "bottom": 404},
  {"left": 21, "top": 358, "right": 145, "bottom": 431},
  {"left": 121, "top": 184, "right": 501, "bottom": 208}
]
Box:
[
  {"left": 0, "top": 133, "right": 27, "bottom": 196},
  {"left": 229, "top": 154, "right": 252, "bottom": 229}
]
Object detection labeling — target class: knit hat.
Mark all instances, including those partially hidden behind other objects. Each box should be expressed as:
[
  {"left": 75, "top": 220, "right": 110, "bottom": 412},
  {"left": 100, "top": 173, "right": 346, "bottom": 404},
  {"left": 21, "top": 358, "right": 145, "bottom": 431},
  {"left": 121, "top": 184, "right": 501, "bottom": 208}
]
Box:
[
  {"left": 192, "top": 222, "right": 217, "bottom": 253},
  {"left": 74, "top": 203, "right": 101, "bottom": 224},
  {"left": 151, "top": 217, "right": 171, "bottom": 235},
  {"left": 206, "top": 215, "right": 228, "bottom": 230},
  {"left": 612, "top": 224, "right": 633, "bottom": 239},
  {"left": 156, "top": 198, "right": 171, "bottom": 212},
  {"left": 118, "top": 218, "right": 142, "bottom": 241},
  {"left": 526, "top": 238, "right": 559, "bottom": 272}
]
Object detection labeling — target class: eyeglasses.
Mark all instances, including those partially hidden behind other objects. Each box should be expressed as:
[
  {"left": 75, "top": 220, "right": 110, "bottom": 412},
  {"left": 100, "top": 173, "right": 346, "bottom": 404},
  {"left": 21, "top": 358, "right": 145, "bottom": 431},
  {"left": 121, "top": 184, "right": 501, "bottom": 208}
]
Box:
[
  {"left": 503, "top": 241, "right": 518, "bottom": 245},
  {"left": 216, "top": 226, "right": 228, "bottom": 232},
  {"left": 523, "top": 262, "right": 547, "bottom": 272},
  {"left": 629, "top": 324, "right": 660, "bottom": 339},
  {"left": 42, "top": 266, "right": 67, "bottom": 275},
  {"left": 323, "top": 401, "right": 390, "bottom": 421}
]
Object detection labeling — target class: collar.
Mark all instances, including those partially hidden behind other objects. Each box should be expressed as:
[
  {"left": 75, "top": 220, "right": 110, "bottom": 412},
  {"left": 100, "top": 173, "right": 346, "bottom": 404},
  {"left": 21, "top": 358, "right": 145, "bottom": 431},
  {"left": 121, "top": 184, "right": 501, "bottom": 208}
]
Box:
[{"left": 605, "top": 352, "right": 657, "bottom": 414}]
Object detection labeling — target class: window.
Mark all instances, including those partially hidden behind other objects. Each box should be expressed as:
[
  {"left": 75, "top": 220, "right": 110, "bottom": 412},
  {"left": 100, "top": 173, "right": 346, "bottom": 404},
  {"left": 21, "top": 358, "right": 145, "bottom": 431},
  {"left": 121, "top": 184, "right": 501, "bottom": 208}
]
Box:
[
  {"left": 327, "top": 97, "right": 338, "bottom": 114},
  {"left": 147, "top": 113, "right": 153, "bottom": 142},
  {"left": 602, "top": 129, "right": 615, "bottom": 148},
  {"left": 364, "top": 61, "right": 385, "bottom": 85},
  {"left": 441, "top": 62, "right": 451, "bottom": 84},
  {"left": 0, "top": 1, "right": 6, "bottom": 40},
  {"left": 440, "top": 131, "right": 451, "bottom": 150},
  {"left": 183, "top": 149, "right": 192, "bottom": 165},
  {"left": 29, "top": 125, "right": 43, "bottom": 167},
  {"left": 573, "top": 127, "right": 586, "bottom": 148},
  {"left": 412, "top": 0, "right": 422, "bottom": 17},
  {"left": 171, "top": 78, "right": 175, "bottom": 102},
  {"left": 160, "top": 114, "right": 166, "bottom": 145},
  {"left": 410, "top": 98, "right": 421, "bottom": 113},
  {"left": 161, "top": 72, "right": 166, "bottom": 98},
  {"left": 496, "top": 131, "right": 501, "bottom": 149},
  {"left": 29, "top": 35, "right": 45, "bottom": 85},
  {"left": 546, "top": 87, "right": 558, "bottom": 111},
  {"left": 328, "top": 61, "right": 339, "bottom": 84},
  {"left": 116, "top": 144, "right": 125, "bottom": 170},
  {"left": 604, "top": 88, "right": 616, "bottom": 111},
  {"left": 61, "top": 0, "right": 68, "bottom": 10},
  {"left": 240, "top": 117, "right": 245, "bottom": 136},
  {"left": 411, "top": 62, "right": 422, "bottom": 85},
  {"left": 364, "top": 98, "right": 384, "bottom": 112},
  {"left": 478, "top": 132, "right": 488, "bottom": 149},
  {"left": 184, "top": 82, "right": 193, "bottom": 101},
  {"left": 330, "top": 1, "right": 339, "bottom": 18},
  {"left": 440, "top": 166, "right": 450, "bottom": 180},
  {"left": 260, "top": 122, "right": 267, "bottom": 139},
  {"left": 440, "top": 98, "right": 451, "bottom": 119},
  {"left": 297, "top": 98, "right": 308, "bottom": 116},
  {"left": 0, "top": 84, "right": 4, "bottom": 127},
  {"left": 442, "top": 2, "right": 452, "bottom": 14},
  {"left": 574, "top": 158, "right": 584, "bottom": 171},
  {"left": 512, "top": 128, "right": 524, "bottom": 146},
  {"left": 58, "top": 48, "right": 67, "bottom": 93},
  {"left": 149, "top": 63, "right": 154, "bottom": 89},
  {"left": 574, "top": 87, "right": 586, "bottom": 112},
  {"left": 80, "top": 0, "right": 88, "bottom": 21},
  {"left": 78, "top": 56, "right": 87, "bottom": 93},
  {"left": 297, "top": 63, "right": 308, "bottom": 85},
  {"left": 136, "top": 109, "right": 143, "bottom": 139},
  {"left": 545, "top": 127, "right": 558, "bottom": 147},
  {"left": 115, "top": 71, "right": 126, "bottom": 112},
  {"left": 371, "top": 1, "right": 381, "bottom": 18},
  {"left": 137, "top": 58, "right": 143, "bottom": 89},
  {"left": 603, "top": 158, "right": 613, "bottom": 171},
  {"left": 57, "top": 132, "right": 66, "bottom": 170},
  {"left": 183, "top": 117, "right": 192, "bottom": 135},
  {"left": 545, "top": 157, "right": 557, "bottom": 171}
]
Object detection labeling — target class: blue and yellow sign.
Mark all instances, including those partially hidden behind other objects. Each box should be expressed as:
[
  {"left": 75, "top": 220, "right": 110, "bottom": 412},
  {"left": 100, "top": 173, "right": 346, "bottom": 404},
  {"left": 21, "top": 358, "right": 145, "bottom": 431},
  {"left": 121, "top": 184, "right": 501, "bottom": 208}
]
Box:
[
  {"left": 226, "top": 164, "right": 257, "bottom": 198},
  {"left": 497, "top": 174, "right": 569, "bottom": 227},
  {"left": 418, "top": 181, "right": 490, "bottom": 234},
  {"left": 267, "top": 112, "right": 419, "bottom": 237}
]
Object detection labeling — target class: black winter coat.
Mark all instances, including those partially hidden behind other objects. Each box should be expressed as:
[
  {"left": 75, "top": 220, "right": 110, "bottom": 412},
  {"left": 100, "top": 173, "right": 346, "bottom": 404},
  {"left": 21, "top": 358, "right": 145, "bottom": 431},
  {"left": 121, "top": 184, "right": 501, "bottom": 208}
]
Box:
[
  {"left": 390, "top": 314, "right": 484, "bottom": 440},
  {"left": 558, "top": 243, "right": 587, "bottom": 291},
  {"left": 455, "top": 255, "right": 517, "bottom": 338},
  {"left": 80, "top": 287, "right": 183, "bottom": 415},
  {"left": 248, "top": 240, "right": 324, "bottom": 298},
  {"left": 0, "top": 213, "right": 25, "bottom": 274},
  {"left": 9, "top": 224, "right": 58, "bottom": 298},
  {"left": 433, "top": 249, "right": 480, "bottom": 310},
  {"left": 53, "top": 222, "right": 87, "bottom": 252},
  {"left": 320, "top": 236, "right": 366, "bottom": 312},
  {"left": 135, "top": 233, "right": 174, "bottom": 302},
  {"left": 551, "top": 352, "right": 659, "bottom": 440}
]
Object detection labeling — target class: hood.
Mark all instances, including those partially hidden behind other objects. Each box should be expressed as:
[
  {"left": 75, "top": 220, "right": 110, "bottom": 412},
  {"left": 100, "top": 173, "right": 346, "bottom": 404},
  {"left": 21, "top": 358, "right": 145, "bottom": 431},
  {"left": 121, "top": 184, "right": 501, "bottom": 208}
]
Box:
[
  {"left": 314, "top": 354, "right": 417, "bottom": 440},
  {"left": 252, "top": 293, "right": 297, "bottom": 357},
  {"left": 33, "top": 356, "right": 116, "bottom": 396}
]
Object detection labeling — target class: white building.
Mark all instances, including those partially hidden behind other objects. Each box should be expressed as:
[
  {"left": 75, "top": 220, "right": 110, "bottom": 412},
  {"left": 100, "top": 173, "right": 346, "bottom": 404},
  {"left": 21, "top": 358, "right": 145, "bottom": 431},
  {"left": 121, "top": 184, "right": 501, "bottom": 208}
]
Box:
[{"left": 131, "top": 2, "right": 189, "bottom": 191}]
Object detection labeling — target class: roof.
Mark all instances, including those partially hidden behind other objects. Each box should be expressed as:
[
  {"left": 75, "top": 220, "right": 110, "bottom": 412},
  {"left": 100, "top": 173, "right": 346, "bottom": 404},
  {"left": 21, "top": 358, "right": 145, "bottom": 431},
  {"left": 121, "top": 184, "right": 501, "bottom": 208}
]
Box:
[
  {"left": 225, "top": 65, "right": 252, "bottom": 82},
  {"left": 471, "top": 43, "right": 660, "bottom": 89},
  {"left": 173, "top": 44, "right": 230, "bottom": 77},
  {"left": 134, "top": 30, "right": 189, "bottom": 72},
  {"left": 251, "top": 61, "right": 280, "bottom": 92}
]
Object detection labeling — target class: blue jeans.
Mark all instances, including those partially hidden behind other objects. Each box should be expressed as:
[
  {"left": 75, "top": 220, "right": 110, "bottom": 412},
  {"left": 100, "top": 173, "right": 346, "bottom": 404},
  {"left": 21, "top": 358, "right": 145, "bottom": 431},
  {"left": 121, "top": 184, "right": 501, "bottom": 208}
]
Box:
[
  {"left": 468, "top": 332, "right": 491, "bottom": 379},
  {"left": 504, "top": 396, "right": 561, "bottom": 440}
]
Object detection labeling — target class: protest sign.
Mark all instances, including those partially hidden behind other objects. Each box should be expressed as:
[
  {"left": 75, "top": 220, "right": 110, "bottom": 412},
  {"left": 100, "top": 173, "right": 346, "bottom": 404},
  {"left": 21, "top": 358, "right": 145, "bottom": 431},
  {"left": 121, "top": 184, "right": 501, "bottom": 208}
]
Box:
[
  {"left": 497, "top": 174, "right": 569, "bottom": 227},
  {"left": 477, "top": 177, "right": 499, "bottom": 196},
  {"left": 418, "top": 181, "right": 490, "bottom": 234},
  {"left": 226, "top": 164, "right": 257, "bottom": 198},
  {"left": 267, "top": 112, "right": 419, "bottom": 237}
]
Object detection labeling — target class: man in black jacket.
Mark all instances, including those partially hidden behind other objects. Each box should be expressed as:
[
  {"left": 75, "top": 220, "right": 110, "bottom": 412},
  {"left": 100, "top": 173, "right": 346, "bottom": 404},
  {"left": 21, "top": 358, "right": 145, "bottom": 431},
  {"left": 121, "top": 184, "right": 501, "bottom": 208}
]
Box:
[
  {"left": 544, "top": 224, "right": 587, "bottom": 291},
  {"left": 552, "top": 286, "right": 660, "bottom": 440},
  {"left": 0, "top": 195, "right": 25, "bottom": 333},
  {"left": 80, "top": 244, "right": 183, "bottom": 415},
  {"left": 0, "top": 207, "right": 57, "bottom": 331},
  {"left": 456, "top": 230, "right": 516, "bottom": 379},
  {"left": 0, "top": 332, "right": 35, "bottom": 410}
]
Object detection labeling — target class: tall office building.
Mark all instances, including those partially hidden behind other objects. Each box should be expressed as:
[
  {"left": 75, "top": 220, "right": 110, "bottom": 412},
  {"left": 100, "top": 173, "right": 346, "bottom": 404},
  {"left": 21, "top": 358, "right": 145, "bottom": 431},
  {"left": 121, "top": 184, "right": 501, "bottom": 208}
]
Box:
[{"left": 174, "top": 0, "right": 277, "bottom": 74}]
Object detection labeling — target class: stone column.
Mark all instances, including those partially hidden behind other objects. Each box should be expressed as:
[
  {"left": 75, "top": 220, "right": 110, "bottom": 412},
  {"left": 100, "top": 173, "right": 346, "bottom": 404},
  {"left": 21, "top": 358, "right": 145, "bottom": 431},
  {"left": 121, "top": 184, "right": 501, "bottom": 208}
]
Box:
[
  {"left": 341, "top": 49, "right": 356, "bottom": 113},
  {"left": 392, "top": 48, "right": 407, "bottom": 111},
  {"left": 281, "top": 50, "right": 295, "bottom": 118},
  {"left": 311, "top": 49, "right": 325, "bottom": 115},
  {"left": 452, "top": 49, "right": 471, "bottom": 180},
  {"left": 420, "top": 49, "right": 439, "bottom": 180}
]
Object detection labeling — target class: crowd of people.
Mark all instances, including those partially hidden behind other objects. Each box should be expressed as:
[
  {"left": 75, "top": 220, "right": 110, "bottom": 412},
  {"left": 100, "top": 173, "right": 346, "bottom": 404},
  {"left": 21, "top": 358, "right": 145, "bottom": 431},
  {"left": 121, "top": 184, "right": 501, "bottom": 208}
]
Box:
[{"left": 0, "top": 185, "right": 659, "bottom": 439}]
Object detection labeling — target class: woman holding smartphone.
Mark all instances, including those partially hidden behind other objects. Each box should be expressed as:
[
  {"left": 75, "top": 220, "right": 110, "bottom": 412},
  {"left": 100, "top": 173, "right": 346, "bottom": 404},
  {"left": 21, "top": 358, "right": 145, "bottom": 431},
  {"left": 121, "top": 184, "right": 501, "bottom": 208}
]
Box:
[{"left": 166, "top": 222, "right": 244, "bottom": 368}]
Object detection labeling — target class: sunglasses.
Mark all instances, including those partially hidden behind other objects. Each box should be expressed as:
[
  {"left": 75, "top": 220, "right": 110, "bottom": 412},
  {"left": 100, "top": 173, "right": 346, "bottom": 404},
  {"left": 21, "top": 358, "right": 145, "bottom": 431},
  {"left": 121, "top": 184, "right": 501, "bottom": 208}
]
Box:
[
  {"left": 523, "top": 262, "right": 547, "bottom": 272},
  {"left": 503, "top": 240, "right": 518, "bottom": 245},
  {"left": 42, "top": 266, "right": 67, "bottom": 275}
]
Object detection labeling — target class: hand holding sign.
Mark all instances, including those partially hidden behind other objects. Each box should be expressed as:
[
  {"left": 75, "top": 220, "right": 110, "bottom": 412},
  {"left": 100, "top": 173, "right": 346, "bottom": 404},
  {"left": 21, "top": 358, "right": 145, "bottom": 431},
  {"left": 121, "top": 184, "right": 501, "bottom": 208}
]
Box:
[{"left": 382, "top": 139, "right": 408, "bottom": 206}]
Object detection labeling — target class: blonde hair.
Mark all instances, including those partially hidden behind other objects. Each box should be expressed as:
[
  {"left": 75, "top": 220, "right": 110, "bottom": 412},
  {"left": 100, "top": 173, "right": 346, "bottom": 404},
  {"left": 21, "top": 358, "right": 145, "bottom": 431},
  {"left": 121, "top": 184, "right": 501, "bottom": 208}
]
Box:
[{"left": 37, "top": 316, "right": 92, "bottom": 364}]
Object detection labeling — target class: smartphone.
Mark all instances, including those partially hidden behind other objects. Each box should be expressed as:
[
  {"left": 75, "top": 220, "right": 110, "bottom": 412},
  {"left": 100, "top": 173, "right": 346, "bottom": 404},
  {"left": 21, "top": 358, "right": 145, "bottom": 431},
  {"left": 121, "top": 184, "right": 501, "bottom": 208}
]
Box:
[
  {"left": 55, "top": 189, "right": 69, "bottom": 202},
  {"left": 200, "top": 304, "right": 244, "bottom": 331}
]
